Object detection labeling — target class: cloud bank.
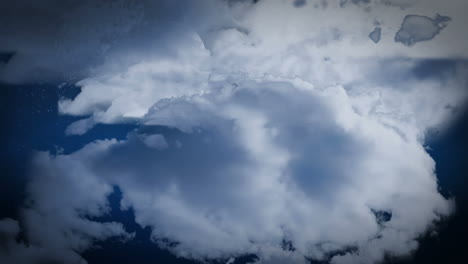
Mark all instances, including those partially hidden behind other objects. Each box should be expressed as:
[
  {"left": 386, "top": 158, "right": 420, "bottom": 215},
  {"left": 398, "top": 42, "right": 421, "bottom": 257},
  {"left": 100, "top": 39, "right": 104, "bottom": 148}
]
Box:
[{"left": 1, "top": 0, "right": 468, "bottom": 264}]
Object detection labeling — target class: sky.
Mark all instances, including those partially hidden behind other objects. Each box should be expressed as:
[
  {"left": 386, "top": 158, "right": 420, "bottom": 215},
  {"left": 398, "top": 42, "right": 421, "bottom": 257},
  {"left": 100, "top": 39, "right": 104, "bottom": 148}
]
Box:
[{"left": 0, "top": 1, "right": 468, "bottom": 264}]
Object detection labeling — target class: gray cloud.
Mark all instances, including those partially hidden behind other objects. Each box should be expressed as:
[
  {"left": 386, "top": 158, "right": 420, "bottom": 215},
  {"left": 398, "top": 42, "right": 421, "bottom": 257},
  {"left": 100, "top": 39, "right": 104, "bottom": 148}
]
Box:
[
  {"left": 294, "top": 0, "right": 307, "bottom": 8},
  {"left": 395, "top": 14, "right": 451, "bottom": 46},
  {"left": 0, "top": 218, "right": 55, "bottom": 264},
  {"left": 369, "top": 27, "right": 382, "bottom": 43}
]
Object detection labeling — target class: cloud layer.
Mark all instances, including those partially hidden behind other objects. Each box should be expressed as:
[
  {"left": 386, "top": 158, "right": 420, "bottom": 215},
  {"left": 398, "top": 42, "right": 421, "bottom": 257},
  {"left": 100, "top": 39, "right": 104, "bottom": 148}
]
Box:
[{"left": 1, "top": 1, "right": 468, "bottom": 264}]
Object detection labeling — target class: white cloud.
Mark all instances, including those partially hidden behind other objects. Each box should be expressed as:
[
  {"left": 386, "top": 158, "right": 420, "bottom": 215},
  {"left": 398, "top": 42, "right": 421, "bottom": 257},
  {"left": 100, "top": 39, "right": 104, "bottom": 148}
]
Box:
[
  {"left": 0, "top": 144, "right": 133, "bottom": 264},
  {"left": 44, "top": 0, "right": 468, "bottom": 134},
  {"left": 19, "top": 81, "right": 455, "bottom": 263},
  {"left": 139, "top": 134, "right": 169, "bottom": 150},
  {"left": 2, "top": 0, "right": 467, "bottom": 263}
]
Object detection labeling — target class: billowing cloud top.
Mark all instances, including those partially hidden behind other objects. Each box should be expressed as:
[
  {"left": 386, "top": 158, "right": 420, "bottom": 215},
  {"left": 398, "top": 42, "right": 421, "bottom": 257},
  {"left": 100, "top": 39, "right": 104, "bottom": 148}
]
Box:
[{"left": 1, "top": 1, "right": 467, "bottom": 264}]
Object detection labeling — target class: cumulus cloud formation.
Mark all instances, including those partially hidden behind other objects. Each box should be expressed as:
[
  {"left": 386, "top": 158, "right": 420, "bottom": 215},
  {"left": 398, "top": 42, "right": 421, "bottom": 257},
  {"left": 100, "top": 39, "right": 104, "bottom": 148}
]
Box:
[
  {"left": 1, "top": 150, "right": 133, "bottom": 264},
  {"left": 1, "top": 0, "right": 468, "bottom": 264}
]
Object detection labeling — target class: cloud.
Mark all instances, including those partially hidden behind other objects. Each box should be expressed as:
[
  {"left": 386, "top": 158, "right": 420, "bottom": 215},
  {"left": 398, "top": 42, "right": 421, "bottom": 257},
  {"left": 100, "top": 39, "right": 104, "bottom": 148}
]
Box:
[
  {"left": 0, "top": 218, "right": 52, "bottom": 264},
  {"left": 0, "top": 147, "right": 134, "bottom": 264},
  {"left": 2, "top": 0, "right": 468, "bottom": 84},
  {"left": 395, "top": 14, "right": 451, "bottom": 46},
  {"left": 293, "top": 0, "right": 307, "bottom": 8},
  {"left": 16, "top": 79, "right": 457, "bottom": 263},
  {"left": 2, "top": 0, "right": 468, "bottom": 264},
  {"left": 0, "top": 0, "right": 238, "bottom": 83},
  {"left": 43, "top": 0, "right": 467, "bottom": 134},
  {"left": 369, "top": 27, "right": 382, "bottom": 43},
  {"left": 138, "top": 134, "right": 169, "bottom": 150}
]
